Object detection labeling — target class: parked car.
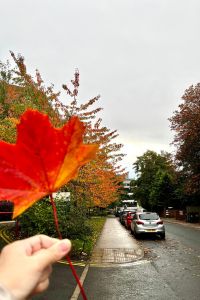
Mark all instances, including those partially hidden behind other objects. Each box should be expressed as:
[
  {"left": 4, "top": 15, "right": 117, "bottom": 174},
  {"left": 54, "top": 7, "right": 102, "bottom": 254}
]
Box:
[
  {"left": 125, "top": 211, "right": 136, "bottom": 229},
  {"left": 115, "top": 207, "right": 124, "bottom": 217},
  {"left": 120, "top": 208, "right": 137, "bottom": 225},
  {"left": 130, "top": 212, "right": 165, "bottom": 239},
  {"left": 119, "top": 210, "right": 129, "bottom": 225}
]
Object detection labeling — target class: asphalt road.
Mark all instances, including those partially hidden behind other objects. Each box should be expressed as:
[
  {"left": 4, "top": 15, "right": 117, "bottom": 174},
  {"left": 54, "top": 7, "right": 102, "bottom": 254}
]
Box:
[
  {"left": 34, "top": 263, "right": 84, "bottom": 300},
  {"left": 78, "top": 222, "right": 200, "bottom": 300}
]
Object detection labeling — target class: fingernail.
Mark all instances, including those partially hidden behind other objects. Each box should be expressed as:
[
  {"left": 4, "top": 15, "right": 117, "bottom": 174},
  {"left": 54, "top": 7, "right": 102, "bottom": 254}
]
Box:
[{"left": 59, "top": 240, "right": 71, "bottom": 253}]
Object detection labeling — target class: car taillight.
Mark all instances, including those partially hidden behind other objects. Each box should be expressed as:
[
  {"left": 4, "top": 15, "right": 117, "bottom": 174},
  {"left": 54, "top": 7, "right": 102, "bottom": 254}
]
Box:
[
  {"left": 157, "top": 221, "right": 163, "bottom": 225},
  {"left": 136, "top": 220, "right": 144, "bottom": 225}
]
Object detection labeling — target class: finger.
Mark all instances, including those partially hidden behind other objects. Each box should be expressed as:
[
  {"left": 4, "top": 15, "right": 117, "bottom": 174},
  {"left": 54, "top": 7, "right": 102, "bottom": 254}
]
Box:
[
  {"left": 24, "top": 235, "right": 61, "bottom": 255},
  {"left": 34, "top": 239, "right": 71, "bottom": 269},
  {"left": 38, "top": 265, "right": 52, "bottom": 282},
  {"left": 32, "top": 278, "right": 50, "bottom": 295}
]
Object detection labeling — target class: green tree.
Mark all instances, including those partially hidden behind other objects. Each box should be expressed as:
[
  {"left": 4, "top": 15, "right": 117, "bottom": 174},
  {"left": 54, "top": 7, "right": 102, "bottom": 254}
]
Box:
[
  {"left": 132, "top": 150, "right": 176, "bottom": 210},
  {"left": 149, "top": 170, "right": 175, "bottom": 210}
]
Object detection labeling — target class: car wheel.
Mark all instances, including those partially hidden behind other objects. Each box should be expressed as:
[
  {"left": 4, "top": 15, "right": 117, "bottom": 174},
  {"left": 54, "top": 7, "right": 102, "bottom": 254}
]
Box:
[
  {"left": 160, "top": 233, "right": 165, "bottom": 240},
  {"left": 134, "top": 230, "right": 140, "bottom": 239}
]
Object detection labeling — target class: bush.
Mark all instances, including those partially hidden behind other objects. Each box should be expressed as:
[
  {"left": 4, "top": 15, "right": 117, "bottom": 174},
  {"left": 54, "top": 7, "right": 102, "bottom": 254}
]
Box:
[
  {"left": 10, "top": 198, "right": 106, "bottom": 259},
  {"left": 19, "top": 198, "right": 91, "bottom": 241}
]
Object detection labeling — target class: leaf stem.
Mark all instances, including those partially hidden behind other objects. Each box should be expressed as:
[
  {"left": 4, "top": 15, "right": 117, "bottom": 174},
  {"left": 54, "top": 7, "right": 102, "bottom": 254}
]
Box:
[{"left": 50, "top": 194, "right": 88, "bottom": 300}]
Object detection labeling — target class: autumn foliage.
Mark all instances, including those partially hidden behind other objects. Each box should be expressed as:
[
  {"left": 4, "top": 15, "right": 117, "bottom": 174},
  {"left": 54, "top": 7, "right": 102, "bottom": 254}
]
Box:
[
  {"left": 0, "top": 53, "right": 126, "bottom": 211},
  {"left": 61, "top": 70, "right": 126, "bottom": 207},
  {"left": 169, "top": 83, "right": 200, "bottom": 195}
]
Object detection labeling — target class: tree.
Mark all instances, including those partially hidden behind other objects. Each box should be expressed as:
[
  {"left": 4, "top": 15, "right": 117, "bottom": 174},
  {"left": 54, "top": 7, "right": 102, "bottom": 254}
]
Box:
[
  {"left": 132, "top": 150, "right": 176, "bottom": 210},
  {"left": 149, "top": 170, "right": 175, "bottom": 210},
  {"left": 0, "top": 52, "right": 62, "bottom": 144},
  {"left": 169, "top": 83, "right": 200, "bottom": 198},
  {"left": 0, "top": 52, "right": 128, "bottom": 248},
  {"left": 61, "top": 70, "right": 127, "bottom": 208},
  {"left": 0, "top": 53, "right": 127, "bottom": 210}
]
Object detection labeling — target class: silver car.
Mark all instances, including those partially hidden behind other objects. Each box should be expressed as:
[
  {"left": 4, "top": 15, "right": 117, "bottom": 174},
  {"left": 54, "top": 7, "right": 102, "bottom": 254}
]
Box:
[{"left": 131, "top": 212, "right": 165, "bottom": 239}]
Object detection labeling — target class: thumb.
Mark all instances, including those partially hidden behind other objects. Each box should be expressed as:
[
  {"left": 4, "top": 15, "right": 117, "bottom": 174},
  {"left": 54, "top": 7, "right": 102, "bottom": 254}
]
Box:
[{"left": 35, "top": 239, "right": 71, "bottom": 268}]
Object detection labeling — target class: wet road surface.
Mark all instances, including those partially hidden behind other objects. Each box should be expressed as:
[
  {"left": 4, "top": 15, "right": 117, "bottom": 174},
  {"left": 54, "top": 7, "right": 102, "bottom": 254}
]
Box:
[{"left": 34, "top": 263, "right": 85, "bottom": 300}]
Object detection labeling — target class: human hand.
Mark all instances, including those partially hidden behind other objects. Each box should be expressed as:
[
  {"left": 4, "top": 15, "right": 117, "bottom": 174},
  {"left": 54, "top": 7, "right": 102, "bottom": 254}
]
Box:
[{"left": 0, "top": 235, "right": 71, "bottom": 300}]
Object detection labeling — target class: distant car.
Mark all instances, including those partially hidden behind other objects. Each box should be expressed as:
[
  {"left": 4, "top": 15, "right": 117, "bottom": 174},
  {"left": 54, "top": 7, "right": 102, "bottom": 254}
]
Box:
[
  {"left": 130, "top": 212, "right": 165, "bottom": 239},
  {"left": 125, "top": 211, "right": 136, "bottom": 229},
  {"left": 115, "top": 207, "right": 124, "bottom": 217}
]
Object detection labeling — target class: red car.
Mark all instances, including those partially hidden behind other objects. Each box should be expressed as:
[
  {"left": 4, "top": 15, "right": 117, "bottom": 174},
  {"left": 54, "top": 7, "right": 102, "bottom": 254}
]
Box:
[{"left": 125, "top": 211, "right": 136, "bottom": 229}]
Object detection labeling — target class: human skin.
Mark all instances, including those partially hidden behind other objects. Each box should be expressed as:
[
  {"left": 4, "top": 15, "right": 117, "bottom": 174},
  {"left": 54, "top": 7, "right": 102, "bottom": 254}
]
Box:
[{"left": 0, "top": 235, "right": 71, "bottom": 300}]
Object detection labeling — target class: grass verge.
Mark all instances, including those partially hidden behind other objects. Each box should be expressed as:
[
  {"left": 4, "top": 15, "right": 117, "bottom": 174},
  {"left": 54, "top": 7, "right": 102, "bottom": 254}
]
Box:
[{"left": 70, "top": 216, "right": 106, "bottom": 260}]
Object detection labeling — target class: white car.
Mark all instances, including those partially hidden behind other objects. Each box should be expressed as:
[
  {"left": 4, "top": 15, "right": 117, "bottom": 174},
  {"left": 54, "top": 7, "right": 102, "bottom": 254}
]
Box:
[{"left": 131, "top": 212, "right": 165, "bottom": 239}]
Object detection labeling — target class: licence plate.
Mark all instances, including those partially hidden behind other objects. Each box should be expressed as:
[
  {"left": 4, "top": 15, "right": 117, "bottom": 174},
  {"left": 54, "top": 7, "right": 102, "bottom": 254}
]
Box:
[{"left": 146, "top": 229, "right": 156, "bottom": 232}]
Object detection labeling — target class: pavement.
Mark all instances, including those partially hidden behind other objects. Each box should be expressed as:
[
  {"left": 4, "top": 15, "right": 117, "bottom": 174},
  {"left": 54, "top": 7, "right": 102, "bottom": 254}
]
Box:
[{"left": 89, "top": 216, "right": 143, "bottom": 266}]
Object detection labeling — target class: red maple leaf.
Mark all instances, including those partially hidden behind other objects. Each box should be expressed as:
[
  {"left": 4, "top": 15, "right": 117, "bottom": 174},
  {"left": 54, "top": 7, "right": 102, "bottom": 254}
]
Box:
[{"left": 0, "top": 109, "right": 98, "bottom": 218}]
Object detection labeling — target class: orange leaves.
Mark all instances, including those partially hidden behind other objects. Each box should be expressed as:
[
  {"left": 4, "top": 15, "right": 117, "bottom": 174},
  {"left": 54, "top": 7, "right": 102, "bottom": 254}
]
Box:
[{"left": 0, "top": 110, "right": 98, "bottom": 218}]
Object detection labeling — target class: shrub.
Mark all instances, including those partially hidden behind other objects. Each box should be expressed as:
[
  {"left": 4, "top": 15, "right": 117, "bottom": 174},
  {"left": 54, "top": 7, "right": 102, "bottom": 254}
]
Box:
[{"left": 19, "top": 198, "right": 92, "bottom": 241}]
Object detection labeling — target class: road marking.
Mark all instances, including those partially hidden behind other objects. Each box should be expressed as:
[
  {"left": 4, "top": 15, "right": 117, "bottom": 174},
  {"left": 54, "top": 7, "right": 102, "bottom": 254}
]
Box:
[
  {"left": 58, "top": 260, "right": 86, "bottom": 267},
  {"left": 0, "top": 227, "right": 13, "bottom": 244},
  {"left": 0, "top": 221, "right": 15, "bottom": 225},
  {"left": 70, "top": 264, "right": 89, "bottom": 300},
  {"left": 89, "top": 259, "right": 151, "bottom": 268}
]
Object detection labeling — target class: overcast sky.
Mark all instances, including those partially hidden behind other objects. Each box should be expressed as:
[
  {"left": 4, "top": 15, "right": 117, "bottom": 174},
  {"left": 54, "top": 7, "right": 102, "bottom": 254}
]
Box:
[{"left": 1, "top": 0, "right": 200, "bottom": 177}]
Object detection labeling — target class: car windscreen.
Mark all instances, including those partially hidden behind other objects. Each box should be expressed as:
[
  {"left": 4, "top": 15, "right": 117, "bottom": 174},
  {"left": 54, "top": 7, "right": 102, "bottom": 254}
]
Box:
[
  {"left": 139, "top": 213, "right": 159, "bottom": 220},
  {"left": 130, "top": 212, "right": 136, "bottom": 215},
  {"left": 123, "top": 212, "right": 128, "bottom": 216},
  {"left": 127, "top": 209, "right": 137, "bottom": 213},
  {"left": 123, "top": 210, "right": 135, "bottom": 213}
]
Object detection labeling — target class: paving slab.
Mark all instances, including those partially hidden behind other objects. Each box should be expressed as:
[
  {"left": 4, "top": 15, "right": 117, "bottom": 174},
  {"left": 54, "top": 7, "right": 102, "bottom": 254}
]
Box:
[{"left": 90, "top": 217, "right": 143, "bottom": 265}]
